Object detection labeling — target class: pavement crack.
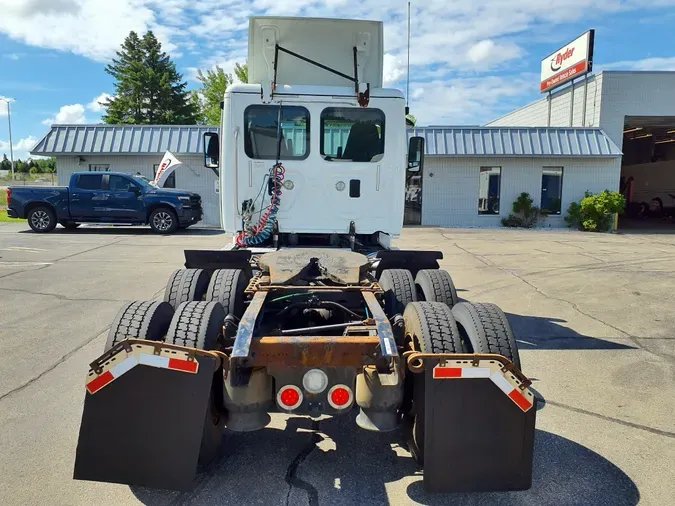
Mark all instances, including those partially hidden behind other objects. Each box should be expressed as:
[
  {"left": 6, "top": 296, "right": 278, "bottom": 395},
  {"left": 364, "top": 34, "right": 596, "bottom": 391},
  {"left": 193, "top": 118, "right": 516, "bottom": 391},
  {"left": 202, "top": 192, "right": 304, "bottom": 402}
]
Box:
[
  {"left": 0, "top": 324, "right": 111, "bottom": 402},
  {"left": 545, "top": 399, "right": 675, "bottom": 439},
  {"left": 285, "top": 419, "right": 321, "bottom": 506},
  {"left": 0, "top": 286, "right": 123, "bottom": 302}
]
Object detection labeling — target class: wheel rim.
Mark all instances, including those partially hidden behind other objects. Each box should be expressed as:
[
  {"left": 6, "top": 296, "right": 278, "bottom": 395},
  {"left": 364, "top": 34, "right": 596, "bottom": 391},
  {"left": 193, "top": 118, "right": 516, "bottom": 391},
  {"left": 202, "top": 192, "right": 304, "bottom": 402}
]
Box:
[
  {"left": 31, "top": 210, "right": 50, "bottom": 230},
  {"left": 153, "top": 211, "right": 173, "bottom": 231}
]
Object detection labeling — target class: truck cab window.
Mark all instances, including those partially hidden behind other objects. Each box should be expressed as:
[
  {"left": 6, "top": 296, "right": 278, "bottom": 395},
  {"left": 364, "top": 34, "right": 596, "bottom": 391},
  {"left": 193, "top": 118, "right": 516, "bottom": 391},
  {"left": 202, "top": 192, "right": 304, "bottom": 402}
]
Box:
[
  {"left": 109, "top": 175, "right": 135, "bottom": 192},
  {"left": 244, "top": 105, "right": 309, "bottom": 160},
  {"left": 321, "top": 108, "right": 385, "bottom": 162},
  {"left": 76, "top": 174, "right": 103, "bottom": 190}
]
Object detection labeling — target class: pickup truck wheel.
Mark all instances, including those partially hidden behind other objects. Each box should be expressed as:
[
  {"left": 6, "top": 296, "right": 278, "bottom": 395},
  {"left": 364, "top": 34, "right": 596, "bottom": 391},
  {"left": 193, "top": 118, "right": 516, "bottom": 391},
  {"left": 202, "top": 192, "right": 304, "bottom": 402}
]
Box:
[
  {"left": 27, "top": 206, "right": 57, "bottom": 233},
  {"left": 59, "top": 221, "right": 80, "bottom": 230},
  {"left": 104, "top": 300, "right": 174, "bottom": 352},
  {"left": 149, "top": 208, "right": 178, "bottom": 234},
  {"left": 403, "top": 301, "right": 463, "bottom": 466},
  {"left": 166, "top": 301, "right": 227, "bottom": 465}
]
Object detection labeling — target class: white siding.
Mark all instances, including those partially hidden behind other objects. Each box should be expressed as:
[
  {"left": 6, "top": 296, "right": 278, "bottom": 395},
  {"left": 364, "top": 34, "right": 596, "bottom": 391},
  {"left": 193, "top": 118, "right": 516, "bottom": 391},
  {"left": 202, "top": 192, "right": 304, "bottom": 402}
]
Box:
[
  {"left": 487, "top": 74, "right": 604, "bottom": 129},
  {"left": 56, "top": 155, "right": 221, "bottom": 227},
  {"left": 598, "top": 72, "right": 675, "bottom": 149},
  {"left": 421, "top": 156, "right": 621, "bottom": 228}
]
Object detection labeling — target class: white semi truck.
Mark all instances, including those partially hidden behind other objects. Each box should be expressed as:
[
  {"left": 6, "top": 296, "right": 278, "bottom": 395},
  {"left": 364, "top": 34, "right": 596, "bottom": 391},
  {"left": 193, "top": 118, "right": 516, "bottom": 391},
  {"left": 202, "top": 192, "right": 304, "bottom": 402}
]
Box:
[{"left": 73, "top": 16, "right": 537, "bottom": 494}]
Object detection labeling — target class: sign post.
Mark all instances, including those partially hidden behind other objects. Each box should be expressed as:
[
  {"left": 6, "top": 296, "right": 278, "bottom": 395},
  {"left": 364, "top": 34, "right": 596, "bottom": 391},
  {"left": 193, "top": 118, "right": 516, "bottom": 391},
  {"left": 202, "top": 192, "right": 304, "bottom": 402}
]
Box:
[{"left": 540, "top": 30, "right": 595, "bottom": 94}]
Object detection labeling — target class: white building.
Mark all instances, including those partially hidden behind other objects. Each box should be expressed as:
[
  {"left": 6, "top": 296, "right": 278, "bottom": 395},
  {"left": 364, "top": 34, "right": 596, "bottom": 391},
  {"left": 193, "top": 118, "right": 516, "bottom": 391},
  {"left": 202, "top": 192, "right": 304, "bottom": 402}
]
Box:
[
  {"left": 31, "top": 124, "right": 221, "bottom": 227},
  {"left": 406, "top": 126, "right": 621, "bottom": 228},
  {"left": 488, "top": 71, "right": 675, "bottom": 227}
]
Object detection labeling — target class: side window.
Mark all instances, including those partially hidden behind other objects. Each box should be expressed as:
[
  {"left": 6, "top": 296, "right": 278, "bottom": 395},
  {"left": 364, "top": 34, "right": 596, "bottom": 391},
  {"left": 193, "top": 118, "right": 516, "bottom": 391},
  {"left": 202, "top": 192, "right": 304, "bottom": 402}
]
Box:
[
  {"left": 153, "top": 164, "right": 176, "bottom": 188},
  {"left": 109, "top": 175, "right": 135, "bottom": 192},
  {"left": 478, "top": 167, "right": 501, "bottom": 215},
  {"left": 244, "top": 105, "right": 309, "bottom": 160},
  {"left": 89, "top": 164, "right": 110, "bottom": 172},
  {"left": 541, "top": 167, "right": 563, "bottom": 214},
  {"left": 76, "top": 174, "right": 103, "bottom": 190},
  {"left": 321, "top": 108, "right": 385, "bottom": 162}
]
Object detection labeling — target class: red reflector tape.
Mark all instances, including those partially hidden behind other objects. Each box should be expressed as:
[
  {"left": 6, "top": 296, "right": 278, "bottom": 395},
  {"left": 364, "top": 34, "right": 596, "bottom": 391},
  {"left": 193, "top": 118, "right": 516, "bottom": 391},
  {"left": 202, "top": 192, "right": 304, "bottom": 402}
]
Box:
[
  {"left": 86, "top": 371, "right": 114, "bottom": 394},
  {"left": 508, "top": 389, "right": 533, "bottom": 412},
  {"left": 168, "top": 358, "right": 198, "bottom": 373},
  {"left": 433, "top": 367, "right": 462, "bottom": 379}
]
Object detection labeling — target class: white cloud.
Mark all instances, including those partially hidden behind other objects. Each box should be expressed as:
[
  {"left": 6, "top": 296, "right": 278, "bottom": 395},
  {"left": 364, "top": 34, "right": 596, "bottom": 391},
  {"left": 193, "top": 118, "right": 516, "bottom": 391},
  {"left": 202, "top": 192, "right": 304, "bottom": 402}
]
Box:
[
  {"left": 383, "top": 53, "right": 406, "bottom": 87},
  {"left": 0, "top": 96, "right": 13, "bottom": 117},
  {"left": 603, "top": 56, "right": 675, "bottom": 71},
  {"left": 3, "top": 53, "right": 22, "bottom": 60},
  {"left": 42, "top": 104, "right": 87, "bottom": 126},
  {"left": 0, "top": 136, "right": 40, "bottom": 160},
  {"left": 467, "top": 40, "right": 523, "bottom": 70},
  {"left": 87, "top": 93, "right": 114, "bottom": 113}
]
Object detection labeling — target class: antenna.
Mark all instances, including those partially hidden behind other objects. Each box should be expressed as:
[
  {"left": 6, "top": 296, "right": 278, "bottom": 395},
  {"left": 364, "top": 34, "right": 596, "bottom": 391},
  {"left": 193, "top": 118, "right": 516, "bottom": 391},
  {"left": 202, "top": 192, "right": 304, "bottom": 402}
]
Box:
[{"left": 406, "top": 1, "right": 411, "bottom": 116}]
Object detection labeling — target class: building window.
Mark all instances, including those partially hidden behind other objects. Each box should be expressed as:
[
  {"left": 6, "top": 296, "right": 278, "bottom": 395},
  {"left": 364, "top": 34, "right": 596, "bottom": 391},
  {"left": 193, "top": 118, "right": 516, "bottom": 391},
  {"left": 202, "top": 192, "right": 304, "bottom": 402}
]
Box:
[
  {"left": 89, "top": 164, "right": 110, "bottom": 172},
  {"left": 320, "top": 108, "right": 385, "bottom": 162},
  {"left": 541, "top": 167, "right": 563, "bottom": 214},
  {"left": 478, "top": 167, "right": 501, "bottom": 215},
  {"left": 244, "top": 105, "right": 310, "bottom": 160}
]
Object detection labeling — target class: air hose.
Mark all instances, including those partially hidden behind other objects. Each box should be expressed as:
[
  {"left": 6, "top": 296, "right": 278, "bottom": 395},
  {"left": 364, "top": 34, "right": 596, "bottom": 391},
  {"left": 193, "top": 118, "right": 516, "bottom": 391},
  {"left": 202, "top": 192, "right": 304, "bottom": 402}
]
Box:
[{"left": 236, "top": 163, "right": 285, "bottom": 247}]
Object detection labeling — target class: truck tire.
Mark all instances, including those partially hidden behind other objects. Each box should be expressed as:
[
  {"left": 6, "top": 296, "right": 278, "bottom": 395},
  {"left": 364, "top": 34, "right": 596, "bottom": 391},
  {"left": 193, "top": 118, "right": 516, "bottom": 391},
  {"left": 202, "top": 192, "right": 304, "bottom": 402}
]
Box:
[
  {"left": 59, "top": 221, "right": 81, "bottom": 230},
  {"left": 27, "top": 205, "right": 57, "bottom": 233},
  {"left": 104, "top": 300, "right": 174, "bottom": 352},
  {"left": 206, "top": 268, "right": 250, "bottom": 317},
  {"left": 451, "top": 302, "right": 521, "bottom": 371},
  {"left": 165, "top": 301, "right": 227, "bottom": 465},
  {"left": 379, "top": 268, "right": 417, "bottom": 316},
  {"left": 403, "top": 301, "right": 463, "bottom": 466},
  {"left": 149, "top": 207, "right": 178, "bottom": 234},
  {"left": 163, "top": 268, "right": 211, "bottom": 309},
  {"left": 166, "top": 301, "right": 226, "bottom": 351},
  {"left": 415, "top": 269, "right": 458, "bottom": 308}
]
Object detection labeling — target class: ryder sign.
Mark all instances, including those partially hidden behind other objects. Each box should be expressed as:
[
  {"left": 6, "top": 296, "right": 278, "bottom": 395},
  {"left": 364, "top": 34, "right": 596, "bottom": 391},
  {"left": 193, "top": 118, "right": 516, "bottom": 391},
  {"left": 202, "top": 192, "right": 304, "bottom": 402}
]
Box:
[{"left": 540, "top": 30, "right": 594, "bottom": 93}]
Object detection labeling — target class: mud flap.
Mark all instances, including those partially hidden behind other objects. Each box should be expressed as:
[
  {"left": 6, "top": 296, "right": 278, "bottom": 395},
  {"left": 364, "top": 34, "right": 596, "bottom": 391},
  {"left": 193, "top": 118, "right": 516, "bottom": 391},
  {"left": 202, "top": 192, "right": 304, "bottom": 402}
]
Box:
[
  {"left": 421, "top": 357, "right": 537, "bottom": 493},
  {"left": 73, "top": 342, "right": 220, "bottom": 491}
]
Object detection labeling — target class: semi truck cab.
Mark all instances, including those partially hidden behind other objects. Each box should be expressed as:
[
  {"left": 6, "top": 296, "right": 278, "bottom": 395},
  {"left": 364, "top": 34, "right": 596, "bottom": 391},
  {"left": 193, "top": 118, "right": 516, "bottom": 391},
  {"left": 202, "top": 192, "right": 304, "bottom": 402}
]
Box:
[{"left": 202, "top": 16, "right": 424, "bottom": 248}]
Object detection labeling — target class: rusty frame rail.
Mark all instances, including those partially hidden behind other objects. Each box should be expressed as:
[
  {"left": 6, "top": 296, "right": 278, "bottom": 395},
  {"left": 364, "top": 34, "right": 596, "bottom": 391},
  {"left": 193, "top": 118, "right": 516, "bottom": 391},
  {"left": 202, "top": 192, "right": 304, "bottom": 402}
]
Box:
[
  {"left": 248, "top": 335, "right": 381, "bottom": 367},
  {"left": 406, "top": 352, "right": 532, "bottom": 389}
]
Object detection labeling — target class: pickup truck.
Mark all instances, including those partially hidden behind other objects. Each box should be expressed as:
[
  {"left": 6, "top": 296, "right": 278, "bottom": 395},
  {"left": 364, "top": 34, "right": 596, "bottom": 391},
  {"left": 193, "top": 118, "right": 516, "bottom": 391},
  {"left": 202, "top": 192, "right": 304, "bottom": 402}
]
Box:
[{"left": 7, "top": 172, "right": 203, "bottom": 234}]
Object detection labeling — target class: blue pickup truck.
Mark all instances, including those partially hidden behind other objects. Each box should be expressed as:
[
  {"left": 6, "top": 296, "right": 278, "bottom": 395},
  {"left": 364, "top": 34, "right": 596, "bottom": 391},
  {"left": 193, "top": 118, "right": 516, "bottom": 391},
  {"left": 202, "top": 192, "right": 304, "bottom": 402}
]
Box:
[{"left": 7, "top": 172, "right": 203, "bottom": 234}]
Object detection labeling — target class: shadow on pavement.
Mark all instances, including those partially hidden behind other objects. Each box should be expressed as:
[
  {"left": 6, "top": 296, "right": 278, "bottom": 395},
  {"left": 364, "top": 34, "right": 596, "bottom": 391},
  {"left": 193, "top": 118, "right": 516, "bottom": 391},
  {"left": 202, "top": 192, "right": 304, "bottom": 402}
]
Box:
[
  {"left": 18, "top": 226, "right": 224, "bottom": 236},
  {"left": 131, "top": 413, "right": 639, "bottom": 506},
  {"left": 506, "top": 313, "right": 636, "bottom": 351}
]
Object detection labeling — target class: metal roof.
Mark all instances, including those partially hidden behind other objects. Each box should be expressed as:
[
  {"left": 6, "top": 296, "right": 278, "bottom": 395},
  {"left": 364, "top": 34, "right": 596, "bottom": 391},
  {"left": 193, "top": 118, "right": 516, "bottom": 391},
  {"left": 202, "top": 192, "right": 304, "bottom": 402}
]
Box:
[
  {"left": 407, "top": 127, "right": 622, "bottom": 158},
  {"left": 31, "top": 124, "right": 621, "bottom": 158},
  {"left": 31, "top": 125, "right": 219, "bottom": 156}
]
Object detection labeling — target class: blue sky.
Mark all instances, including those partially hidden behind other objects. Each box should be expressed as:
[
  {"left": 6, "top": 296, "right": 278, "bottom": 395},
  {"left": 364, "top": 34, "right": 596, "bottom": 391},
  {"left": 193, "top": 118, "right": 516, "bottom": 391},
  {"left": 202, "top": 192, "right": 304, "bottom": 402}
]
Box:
[{"left": 1, "top": 0, "right": 675, "bottom": 160}]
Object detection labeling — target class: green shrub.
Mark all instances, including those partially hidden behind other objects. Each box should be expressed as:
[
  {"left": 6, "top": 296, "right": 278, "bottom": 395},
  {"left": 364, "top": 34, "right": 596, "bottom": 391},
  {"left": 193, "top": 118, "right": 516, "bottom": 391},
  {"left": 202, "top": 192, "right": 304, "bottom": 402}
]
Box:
[
  {"left": 502, "top": 192, "right": 541, "bottom": 228},
  {"left": 564, "top": 190, "right": 626, "bottom": 232}
]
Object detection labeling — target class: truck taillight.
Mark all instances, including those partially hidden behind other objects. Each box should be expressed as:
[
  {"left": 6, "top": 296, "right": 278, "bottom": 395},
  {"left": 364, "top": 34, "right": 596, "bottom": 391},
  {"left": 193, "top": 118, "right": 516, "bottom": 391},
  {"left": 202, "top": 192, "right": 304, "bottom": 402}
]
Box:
[
  {"left": 6, "top": 188, "right": 10, "bottom": 207},
  {"left": 327, "top": 385, "right": 353, "bottom": 409},
  {"left": 277, "top": 385, "right": 302, "bottom": 410}
]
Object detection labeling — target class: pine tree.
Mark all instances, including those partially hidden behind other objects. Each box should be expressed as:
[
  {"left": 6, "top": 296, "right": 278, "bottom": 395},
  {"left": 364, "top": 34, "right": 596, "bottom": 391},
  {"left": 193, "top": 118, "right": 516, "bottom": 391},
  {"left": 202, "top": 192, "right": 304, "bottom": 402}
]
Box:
[
  {"left": 103, "top": 31, "right": 198, "bottom": 125},
  {"left": 0, "top": 154, "right": 11, "bottom": 172}
]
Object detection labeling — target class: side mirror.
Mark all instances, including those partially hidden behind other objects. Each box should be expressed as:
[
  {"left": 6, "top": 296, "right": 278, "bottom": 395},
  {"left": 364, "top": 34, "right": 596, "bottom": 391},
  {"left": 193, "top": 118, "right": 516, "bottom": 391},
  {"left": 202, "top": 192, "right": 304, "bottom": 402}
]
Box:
[
  {"left": 204, "top": 132, "right": 220, "bottom": 169},
  {"left": 131, "top": 185, "right": 141, "bottom": 195},
  {"left": 408, "top": 136, "right": 424, "bottom": 173}
]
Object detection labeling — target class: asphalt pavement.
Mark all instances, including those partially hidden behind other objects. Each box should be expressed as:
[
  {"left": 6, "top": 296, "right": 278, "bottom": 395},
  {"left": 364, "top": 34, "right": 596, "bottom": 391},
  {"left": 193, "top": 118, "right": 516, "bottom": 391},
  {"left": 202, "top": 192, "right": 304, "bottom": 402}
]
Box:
[{"left": 0, "top": 222, "right": 673, "bottom": 505}]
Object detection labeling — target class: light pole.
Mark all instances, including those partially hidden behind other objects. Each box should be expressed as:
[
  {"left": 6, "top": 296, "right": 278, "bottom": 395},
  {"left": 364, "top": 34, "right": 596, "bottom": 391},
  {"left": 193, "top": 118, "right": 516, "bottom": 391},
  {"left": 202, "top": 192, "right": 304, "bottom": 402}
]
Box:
[{"left": 1, "top": 98, "right": 14, "bottom": 180}]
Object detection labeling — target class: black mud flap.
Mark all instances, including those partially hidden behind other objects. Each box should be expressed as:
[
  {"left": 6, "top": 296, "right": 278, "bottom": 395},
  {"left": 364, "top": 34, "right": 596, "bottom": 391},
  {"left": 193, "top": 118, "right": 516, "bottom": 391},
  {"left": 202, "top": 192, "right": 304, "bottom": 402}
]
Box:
[
  {"left": 73, "top": 348, "right": 219, "bottom": 491},
  {"left": 421, "top": 358, "right": 537, "bottom": 493}
]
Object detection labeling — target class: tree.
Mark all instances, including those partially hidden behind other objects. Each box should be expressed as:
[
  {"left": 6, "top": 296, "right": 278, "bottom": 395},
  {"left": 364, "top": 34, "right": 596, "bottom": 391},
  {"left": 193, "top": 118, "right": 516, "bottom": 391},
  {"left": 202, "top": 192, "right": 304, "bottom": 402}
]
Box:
[
  {"left": 15, "top": 159, "right": 26, "bottom": 173},
  {"left": 195, "top": 62, "right": 248, "bottom": 125},
  {"left": 0, "top": 154, "right": 11, "bottom": 172},
  {"left": 103, "top": 31, "right": 199, "bottom": 125}
]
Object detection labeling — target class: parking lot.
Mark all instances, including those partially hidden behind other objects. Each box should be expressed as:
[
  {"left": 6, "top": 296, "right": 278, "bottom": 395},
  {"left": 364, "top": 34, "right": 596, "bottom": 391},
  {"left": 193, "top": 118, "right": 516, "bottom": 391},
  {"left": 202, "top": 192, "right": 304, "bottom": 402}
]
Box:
[{"left": 0, "top": 222, "right": 673, "bottom": 506}]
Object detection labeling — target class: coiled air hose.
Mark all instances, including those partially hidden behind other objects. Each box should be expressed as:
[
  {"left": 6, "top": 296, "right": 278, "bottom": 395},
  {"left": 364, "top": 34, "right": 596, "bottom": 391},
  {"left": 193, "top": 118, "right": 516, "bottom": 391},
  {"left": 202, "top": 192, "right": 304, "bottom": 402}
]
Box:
[{"left": 236, "top": 163, "right": 285, "bottom": 247}]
